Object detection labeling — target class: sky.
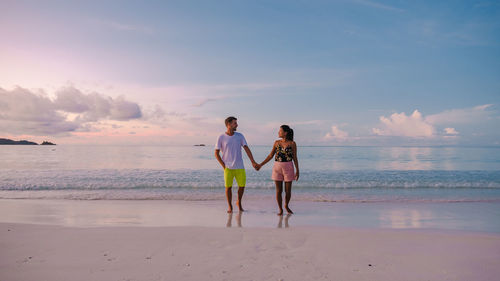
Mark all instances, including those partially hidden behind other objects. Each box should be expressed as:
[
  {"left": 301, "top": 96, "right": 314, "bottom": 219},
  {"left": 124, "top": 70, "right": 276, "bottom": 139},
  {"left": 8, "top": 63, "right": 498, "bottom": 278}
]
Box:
[{"left": 1, "top": 0, "right": 499, "bottom": 146}]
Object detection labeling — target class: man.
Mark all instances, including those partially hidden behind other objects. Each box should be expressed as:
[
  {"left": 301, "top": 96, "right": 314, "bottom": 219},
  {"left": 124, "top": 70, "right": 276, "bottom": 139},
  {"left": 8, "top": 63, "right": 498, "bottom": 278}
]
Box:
[{"left": 215, "top": 116, "right": 258, "bottom": 213}]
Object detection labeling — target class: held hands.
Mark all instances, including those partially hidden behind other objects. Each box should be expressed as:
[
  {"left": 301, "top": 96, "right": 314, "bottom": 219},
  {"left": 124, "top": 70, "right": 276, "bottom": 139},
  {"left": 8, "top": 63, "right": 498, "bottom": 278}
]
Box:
[{"left": 252, "top": 162, "right": 262, "bottom": 171}]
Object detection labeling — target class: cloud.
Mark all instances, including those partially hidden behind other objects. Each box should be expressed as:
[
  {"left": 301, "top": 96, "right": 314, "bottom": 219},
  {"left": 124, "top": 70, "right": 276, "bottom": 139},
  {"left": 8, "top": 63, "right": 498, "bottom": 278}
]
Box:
[
  {"left": 54, "top": 87, "right": 142, "bottom": 121},
  {"left": 0, "top": 86, "right": 143, "bottom": 136},
  {"left": 192, "top": 97, "right": 221, "bottom": 107},
  {"left": 0, "top": 87, "right": 79, "bottom": 135},
  {"left": 264, "top": 120, "right": 325, "bottom": 130},
  {"left": 89, "top": 19, "right": 153, "bottom": 35},
  {"left": 209, "top": 82, "right": 316, "bottom": 91},
  {"left": 142, "top": 104, "right": 167, "bottom": 120},
  {"left": 372, "top": 105, "right": 496, "bottom": 140},
  {"left": 108, "top": 96, "right": 142, "bottom": 121},
  {"left": 291, "top": 120, "right": 325, "bottom": 126},
  {"left": 372, "top": 110, "right": 435, "bottom": 137},
  {"left": 188, "top": 80, "right": 326, "bottom": 107},
  {"left": 444, "top": 127, "right": 459, "bottom": 135},
  {"left": 351, "top": 0, "right": 405, "bottom": 12},
  {"left": 426, "top": 104, "right": 494, "bottom": 125},
  {"left": 324, "top": 125, "right": 349, "bottom": 141},
  {"left": 140, "top": 104, "right": 180, "bottom": 128}
]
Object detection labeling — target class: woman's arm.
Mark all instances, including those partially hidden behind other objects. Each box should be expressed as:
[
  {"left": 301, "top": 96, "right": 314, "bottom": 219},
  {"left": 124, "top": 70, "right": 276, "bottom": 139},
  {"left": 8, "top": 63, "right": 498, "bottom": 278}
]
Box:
[
  {"left": 259, "top": 141, "right": 278, "bottom": 167},
  {"left": 292, "top": 142, "right": 299, "bottom": 181}
]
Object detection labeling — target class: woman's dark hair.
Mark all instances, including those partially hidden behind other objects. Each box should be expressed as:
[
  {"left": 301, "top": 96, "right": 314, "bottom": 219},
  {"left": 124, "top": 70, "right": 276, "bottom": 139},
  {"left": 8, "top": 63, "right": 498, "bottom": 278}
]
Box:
[{"left": 281, "top": 125, "right": 294, "bottom": 141}]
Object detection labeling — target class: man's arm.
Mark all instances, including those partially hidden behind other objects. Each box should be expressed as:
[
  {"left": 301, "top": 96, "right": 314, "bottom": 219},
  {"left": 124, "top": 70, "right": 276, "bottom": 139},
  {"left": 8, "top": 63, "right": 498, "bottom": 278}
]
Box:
[
  {"left": 214, "top": 149, "right": 226, "bottom": 169},
  {"left": 243, "top": 145, "right": 258, "bottom": 169}
]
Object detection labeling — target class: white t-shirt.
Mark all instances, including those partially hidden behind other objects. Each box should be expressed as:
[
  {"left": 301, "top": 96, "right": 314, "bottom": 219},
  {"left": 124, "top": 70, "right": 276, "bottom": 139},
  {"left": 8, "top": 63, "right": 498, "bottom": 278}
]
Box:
[{"left": 215, "top": 132, "right": 248, "bottom": 169}]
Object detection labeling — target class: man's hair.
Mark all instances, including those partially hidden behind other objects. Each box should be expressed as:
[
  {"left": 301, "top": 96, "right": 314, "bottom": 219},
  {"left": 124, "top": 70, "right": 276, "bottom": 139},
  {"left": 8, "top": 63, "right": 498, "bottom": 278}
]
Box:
[{"left": 225, "top": 116, "right": 237, "bottom": 126}]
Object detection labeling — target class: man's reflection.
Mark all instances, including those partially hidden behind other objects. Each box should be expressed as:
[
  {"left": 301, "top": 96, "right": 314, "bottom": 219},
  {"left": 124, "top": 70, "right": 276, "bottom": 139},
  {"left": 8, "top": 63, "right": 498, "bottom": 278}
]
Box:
[
  {"left": 226, "top": 212, "right": 242, "bottom": 227},
  {"left": 277, "top": 214, "right": 292, "bottom": 228}
]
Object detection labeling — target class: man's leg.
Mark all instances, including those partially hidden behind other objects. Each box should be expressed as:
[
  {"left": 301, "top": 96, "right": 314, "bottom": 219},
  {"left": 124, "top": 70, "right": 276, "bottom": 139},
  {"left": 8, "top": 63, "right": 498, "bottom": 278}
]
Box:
[
  {"left": 236, "top": 186, "right": 244, "bottom": 212},
  {"left": 226, "top": 187, "right": 233, "bottom": 213},
  {"left": 275, "top": 181, "right": 284, "bottom": 215},
  {"left": 224, "top": 168, "right": 234, "bottom": 213},
  {"left": 234, "top": 169, "right": 246, "bottom": 212}
]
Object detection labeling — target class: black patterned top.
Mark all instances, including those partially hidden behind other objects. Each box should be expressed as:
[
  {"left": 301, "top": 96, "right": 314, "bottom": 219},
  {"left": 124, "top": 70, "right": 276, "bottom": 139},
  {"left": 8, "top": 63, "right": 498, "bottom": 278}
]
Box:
[{"left": 275, "top": 143, "right": 293, "bottom": 162}]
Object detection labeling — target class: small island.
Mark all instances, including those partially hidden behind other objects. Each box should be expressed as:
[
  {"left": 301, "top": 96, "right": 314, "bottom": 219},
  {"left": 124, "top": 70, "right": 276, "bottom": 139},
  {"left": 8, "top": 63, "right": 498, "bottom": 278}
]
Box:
[
  {"left": 194, "top": 144, "right": 206, "bottom": 146},
  {"left": 0, "top": 138, "right": 56, "bottom": 145}
]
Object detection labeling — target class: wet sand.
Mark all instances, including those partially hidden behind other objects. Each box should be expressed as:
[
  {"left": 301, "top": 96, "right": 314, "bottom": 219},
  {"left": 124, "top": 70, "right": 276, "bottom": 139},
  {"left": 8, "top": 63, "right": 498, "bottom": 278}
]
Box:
[
  {"left": 0, "top": 199, "right": 499, "bottom": 232},
  {"left": 1, "top": 199, "right": 500, "bottom": 280}
]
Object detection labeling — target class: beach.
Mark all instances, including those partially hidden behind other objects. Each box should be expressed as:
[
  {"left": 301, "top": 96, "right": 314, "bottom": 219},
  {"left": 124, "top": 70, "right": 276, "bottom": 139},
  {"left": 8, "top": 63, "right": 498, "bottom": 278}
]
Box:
[
  {"left": 1, "top": 199, "right": 500, "bottom": 281},
  {"left": 3, "top": 0, "right": 500, "bottom": 279},
  {"left": 1, "top": 145, "right": 500, "bottom": 280}
]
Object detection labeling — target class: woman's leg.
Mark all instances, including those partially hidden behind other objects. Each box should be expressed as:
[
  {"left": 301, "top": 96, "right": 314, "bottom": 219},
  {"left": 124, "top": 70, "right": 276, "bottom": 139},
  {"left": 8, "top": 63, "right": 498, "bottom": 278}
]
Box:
[
  {"left": 284, "top": 181, "right": 293, "bottom": 214},
  {"left": 275, "top": 181, "right": 284, "bottom": 215}
]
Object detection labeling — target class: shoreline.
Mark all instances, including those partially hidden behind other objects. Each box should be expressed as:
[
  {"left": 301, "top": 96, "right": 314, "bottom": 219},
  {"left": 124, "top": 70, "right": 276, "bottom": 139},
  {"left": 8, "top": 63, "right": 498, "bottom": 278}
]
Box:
[{"left": 0, "top": 198, "right": 499, "bottom": 233}]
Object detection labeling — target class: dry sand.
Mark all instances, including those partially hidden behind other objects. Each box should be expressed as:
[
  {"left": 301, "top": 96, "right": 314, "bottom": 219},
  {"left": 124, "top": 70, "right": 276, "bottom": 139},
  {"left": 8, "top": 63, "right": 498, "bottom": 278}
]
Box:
[{"left": 1, "top": 222, "right": 499, "bottom": 281}]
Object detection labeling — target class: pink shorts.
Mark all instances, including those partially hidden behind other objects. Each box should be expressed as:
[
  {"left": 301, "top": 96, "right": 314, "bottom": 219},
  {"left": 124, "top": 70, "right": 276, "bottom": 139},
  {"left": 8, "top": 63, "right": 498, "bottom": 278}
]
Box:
[{"left": 272, "top": 161, "right": 295, "bottom": 182}]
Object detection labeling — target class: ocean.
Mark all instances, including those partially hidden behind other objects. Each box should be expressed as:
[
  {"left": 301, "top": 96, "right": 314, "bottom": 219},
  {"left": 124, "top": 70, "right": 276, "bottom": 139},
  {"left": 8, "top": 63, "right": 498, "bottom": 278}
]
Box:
[
  {"left": 1, "top": 145, "right": 500, "bottom": 232},
  {"left": 1, "top": 145, "right": 499, "bottom": 203}
]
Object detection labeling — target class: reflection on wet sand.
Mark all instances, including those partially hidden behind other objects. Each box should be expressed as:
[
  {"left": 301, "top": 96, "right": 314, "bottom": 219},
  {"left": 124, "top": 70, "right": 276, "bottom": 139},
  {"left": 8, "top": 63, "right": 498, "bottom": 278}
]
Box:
[
  {"left": 225, "top": 212, "right": 292, "bottom": 228},
  {"left": 226, "top": 212, "right": 242, "bottom": 228},
  {"left": 379, "top": 208, "right": 433, "bottom": 229},
  {"left": 2, "top": 199, "right": 498, "bottom": 232},
  {"left": 278, "top": 214, "right": 292, "bottom": 228}
]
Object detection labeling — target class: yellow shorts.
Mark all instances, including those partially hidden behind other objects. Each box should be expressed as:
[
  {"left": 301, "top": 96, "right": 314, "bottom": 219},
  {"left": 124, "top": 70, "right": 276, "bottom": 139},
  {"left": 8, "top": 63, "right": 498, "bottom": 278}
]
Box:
[{"left": 224, "top": 168, "right": 246, "bottom": 188}]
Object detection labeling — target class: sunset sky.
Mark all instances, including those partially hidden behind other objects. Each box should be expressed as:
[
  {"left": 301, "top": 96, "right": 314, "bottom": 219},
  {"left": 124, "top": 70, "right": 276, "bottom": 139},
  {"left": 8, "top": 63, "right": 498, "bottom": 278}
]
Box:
[{"left": 1, "top": 0, "right": 499, "bottom": 146}]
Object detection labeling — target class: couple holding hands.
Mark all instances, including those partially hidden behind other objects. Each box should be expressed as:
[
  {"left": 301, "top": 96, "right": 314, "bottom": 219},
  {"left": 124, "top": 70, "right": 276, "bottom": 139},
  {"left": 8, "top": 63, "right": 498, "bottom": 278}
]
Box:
[{"left": 215, "top": 116, "right": 299, "bottom": 215}]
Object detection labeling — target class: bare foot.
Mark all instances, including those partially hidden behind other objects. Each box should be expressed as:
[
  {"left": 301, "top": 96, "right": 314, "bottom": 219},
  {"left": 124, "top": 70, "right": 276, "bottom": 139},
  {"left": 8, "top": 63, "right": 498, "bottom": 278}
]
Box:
[
  {"left": 227, "top": 205, "right": 233, "bottom": 213},
  {"left": 277, "top": 209, "right": 283, "bottom": 216},
  {"left": 285, "top": 206, "right": 293, "bottom": 214}
]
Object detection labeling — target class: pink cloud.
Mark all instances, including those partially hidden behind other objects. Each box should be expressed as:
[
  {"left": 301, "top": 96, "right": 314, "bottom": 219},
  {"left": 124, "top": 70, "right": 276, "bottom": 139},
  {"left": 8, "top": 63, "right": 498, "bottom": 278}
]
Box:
[
  {"left": 324, "top": 125, "right": 349, "bottom": 141},
  {"left": 373, "top": 110, "right": 435, "bottom": 137}
]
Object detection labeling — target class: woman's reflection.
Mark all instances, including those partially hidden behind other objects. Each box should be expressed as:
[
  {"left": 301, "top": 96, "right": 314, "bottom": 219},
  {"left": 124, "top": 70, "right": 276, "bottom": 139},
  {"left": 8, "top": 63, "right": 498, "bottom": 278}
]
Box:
[{"left": 277, "top": 214, "right": 292, "bottom": 228}]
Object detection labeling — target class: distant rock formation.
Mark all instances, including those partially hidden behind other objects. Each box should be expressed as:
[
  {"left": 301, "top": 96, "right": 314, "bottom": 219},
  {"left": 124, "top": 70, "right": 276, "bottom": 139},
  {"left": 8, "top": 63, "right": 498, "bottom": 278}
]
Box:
[
  {"left": 194, "top": 144, "right": 206, "bottom": 146},
  {"left": 41, "top": 141, "right": 56, "bottom": 145},
  {"left": 0, "top": 138, "right": 38, "bottom": 145}
]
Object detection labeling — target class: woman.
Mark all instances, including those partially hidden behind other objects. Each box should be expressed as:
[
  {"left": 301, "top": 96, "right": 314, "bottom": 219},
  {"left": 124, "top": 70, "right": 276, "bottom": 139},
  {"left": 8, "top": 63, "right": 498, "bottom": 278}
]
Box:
[{"left": 258, "top": 125, "right": 299, "bottom": 215}]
